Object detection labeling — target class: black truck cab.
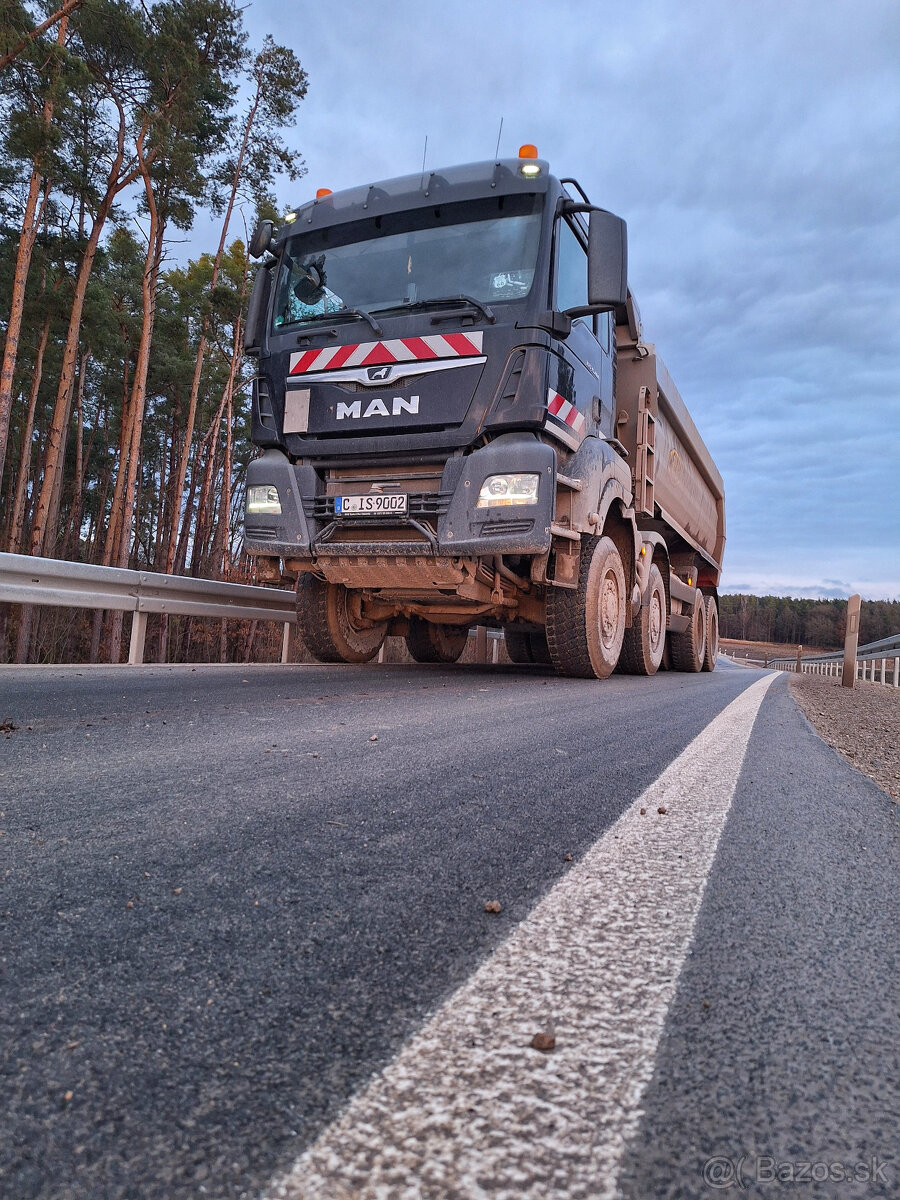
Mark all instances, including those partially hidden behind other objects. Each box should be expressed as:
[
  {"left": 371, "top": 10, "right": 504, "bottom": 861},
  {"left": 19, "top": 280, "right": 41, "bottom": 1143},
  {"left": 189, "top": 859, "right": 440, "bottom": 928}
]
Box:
[{"left": 240, "top": 154, "right": 715, "bottom": 678}]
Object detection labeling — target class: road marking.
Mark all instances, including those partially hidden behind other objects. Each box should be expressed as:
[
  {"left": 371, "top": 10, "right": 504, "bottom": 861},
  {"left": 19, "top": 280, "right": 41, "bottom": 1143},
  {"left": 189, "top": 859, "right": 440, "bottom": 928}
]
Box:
[{"left": 266, "top": 673, "right": 779, "bottom": 1200}]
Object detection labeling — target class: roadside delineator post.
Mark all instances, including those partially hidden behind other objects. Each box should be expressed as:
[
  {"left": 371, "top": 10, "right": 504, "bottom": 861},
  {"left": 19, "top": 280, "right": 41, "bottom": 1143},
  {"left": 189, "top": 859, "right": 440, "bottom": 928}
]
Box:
[
  {"left": 842, "top": 594, "right": 861, "bottom": 689},
  {"left": 795, "top": 644, "right": 802, "bottom": 674}
]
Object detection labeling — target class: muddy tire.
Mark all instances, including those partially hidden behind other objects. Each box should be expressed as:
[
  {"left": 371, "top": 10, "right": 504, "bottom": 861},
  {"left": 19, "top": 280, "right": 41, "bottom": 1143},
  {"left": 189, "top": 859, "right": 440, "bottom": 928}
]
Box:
[
  {"left": 505, "top": 630, "right": 552, "bottom": 665},
  {"left": 619, "top": 562, "right": 666, "bottom": 676},
  {"left": 297, "top": 576, "right": 388, "bottom": 663},
  {"left": 702, "top": 594, "right": 719, "bottom": 672},
  {"left": 546, "top": 535, "right": 626, "bottom": 679},
  {"left": 669, "top": 586, "right": 706, "bottom": 673},
  {"left": 528, "top": 631, "right": 553, "bottom": 665},
  {"left": 406, "top": 619, "right": 468, "bottom": 664},
  {"left": 504, "top": 631, "right": 532, "bottom": 664}
]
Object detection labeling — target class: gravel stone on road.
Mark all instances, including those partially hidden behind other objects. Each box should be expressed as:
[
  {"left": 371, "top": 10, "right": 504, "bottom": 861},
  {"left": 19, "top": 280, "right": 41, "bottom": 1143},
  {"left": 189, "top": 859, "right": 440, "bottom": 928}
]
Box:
[{"left": 790, "top": 673, "right": 900, "bottom": 801}]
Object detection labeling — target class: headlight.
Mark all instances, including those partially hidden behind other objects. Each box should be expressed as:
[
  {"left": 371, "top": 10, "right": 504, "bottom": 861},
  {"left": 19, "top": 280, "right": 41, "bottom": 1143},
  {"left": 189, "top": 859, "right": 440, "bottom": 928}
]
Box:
[
  {"left": 246, "top": 485, "right": 282, "bottom": 515},
  {"left": 476, "top": 473, "right": 540, "bottom": 508}
]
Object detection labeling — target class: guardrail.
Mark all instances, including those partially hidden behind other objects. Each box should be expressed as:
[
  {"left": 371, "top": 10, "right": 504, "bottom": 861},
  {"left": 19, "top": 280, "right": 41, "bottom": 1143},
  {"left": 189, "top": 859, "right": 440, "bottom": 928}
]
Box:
[
  {"left": 766, "top": 633, "right": 900, "bottom": 688},
  {"left": 0, "top": 552, "right": 297, "bottom": 665}
]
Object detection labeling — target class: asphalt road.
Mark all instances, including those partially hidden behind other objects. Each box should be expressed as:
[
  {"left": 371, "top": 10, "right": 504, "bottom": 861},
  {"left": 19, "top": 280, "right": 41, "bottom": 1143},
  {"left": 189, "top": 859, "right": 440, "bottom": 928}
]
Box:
[{"left": 0, "top": 659, "right": 897, "bottom": 1199}]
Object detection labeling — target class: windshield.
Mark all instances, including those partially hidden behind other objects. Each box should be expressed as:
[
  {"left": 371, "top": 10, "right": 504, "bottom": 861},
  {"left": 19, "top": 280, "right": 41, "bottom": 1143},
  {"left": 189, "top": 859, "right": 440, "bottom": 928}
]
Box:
[{"left": 273, "top": 194, "right": 542, "bottom": 330}]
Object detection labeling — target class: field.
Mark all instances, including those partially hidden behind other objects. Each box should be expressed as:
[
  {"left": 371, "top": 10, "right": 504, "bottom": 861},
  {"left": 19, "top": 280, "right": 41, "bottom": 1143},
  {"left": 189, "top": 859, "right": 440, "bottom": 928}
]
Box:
[{"left": 719, "top": 637, "right": 831, "bottom": 663}]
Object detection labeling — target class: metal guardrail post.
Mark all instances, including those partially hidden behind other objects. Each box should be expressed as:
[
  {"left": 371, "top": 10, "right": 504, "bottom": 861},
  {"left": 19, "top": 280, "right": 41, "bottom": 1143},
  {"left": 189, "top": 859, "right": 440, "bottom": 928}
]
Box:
[
  {"left": 842, "top": 594, "right": 861, "bottom": 688},
  {"left": 128, "top": 612, "right": 148, "bottom": 665},
  {"left": 475, "top": 626, "right": 488, "bottom": 664}
]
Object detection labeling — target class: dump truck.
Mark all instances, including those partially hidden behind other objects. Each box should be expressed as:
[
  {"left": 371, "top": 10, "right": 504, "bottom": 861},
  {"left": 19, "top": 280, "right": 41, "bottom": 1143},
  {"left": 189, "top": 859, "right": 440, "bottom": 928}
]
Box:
[{"left": 241, "top": 148, "right": 725, "bottom": 678}]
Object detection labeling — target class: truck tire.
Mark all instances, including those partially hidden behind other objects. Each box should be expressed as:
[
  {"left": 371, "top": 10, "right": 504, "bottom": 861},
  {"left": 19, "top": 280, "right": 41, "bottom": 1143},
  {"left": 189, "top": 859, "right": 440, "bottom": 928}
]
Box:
[
  {"left": 702, "top": 595, "right": 719, "bottom": 671},
  {"left": 619, "top": 562, "right": 666, "bottom": 676},
  {"left": 669, "top": 586, "right": 706, "bottom": 673},
  {"left": 406, "top": 619, "right": 468, "bottom": 664},
  {"left": 297, "top": 576, "right": 388, "bottom": 663},
  {"left": 505, "top": 630, "right": 552, "bottom": 665},
  {"left": 546, "top": 535, "right": 626, "bottom": 679}
]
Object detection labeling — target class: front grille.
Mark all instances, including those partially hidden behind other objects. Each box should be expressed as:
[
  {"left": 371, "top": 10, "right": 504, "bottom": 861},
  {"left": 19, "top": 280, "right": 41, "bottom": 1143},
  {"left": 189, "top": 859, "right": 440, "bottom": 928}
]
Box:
[
  {"left": 304, "top": 461, "right": 451, "bottom": 527},
  {"left": 333, "top": 375, "right": 421, "bottom": 393}
]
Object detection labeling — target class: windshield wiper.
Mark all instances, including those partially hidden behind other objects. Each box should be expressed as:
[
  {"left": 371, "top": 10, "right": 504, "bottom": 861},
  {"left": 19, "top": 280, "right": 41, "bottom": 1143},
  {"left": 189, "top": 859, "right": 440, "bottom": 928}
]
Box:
[
  {"left": 295, "top": 307, "right": 384, "bottom": 338},
  {"left": 375, "top": 295, "right": 496, "bottom": 325}
]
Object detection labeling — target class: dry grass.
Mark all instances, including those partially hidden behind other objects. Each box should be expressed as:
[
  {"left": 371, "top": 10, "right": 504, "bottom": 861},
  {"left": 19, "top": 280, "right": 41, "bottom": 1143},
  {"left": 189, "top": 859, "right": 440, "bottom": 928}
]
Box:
[{"left": 720, "top": 637, "right": 833, "bottom": 663}]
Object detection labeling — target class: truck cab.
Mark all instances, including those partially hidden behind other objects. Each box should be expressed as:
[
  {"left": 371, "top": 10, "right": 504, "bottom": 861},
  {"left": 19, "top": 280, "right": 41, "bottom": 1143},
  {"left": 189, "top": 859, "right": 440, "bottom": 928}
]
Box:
[{"left": 242, "top": 151, "right": 724, "bottom": 677}]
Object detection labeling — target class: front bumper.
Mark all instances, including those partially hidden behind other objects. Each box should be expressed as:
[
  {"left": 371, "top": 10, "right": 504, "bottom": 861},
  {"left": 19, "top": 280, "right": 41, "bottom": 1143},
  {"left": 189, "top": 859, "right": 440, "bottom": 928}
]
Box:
[{"left": 242, "top": 435, "right": 555, "bottom": 560}]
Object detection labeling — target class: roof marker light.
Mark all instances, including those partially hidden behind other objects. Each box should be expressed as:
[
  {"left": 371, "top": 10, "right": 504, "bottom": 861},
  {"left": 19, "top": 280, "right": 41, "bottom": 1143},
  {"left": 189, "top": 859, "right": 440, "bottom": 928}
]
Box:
[
  {"left": 518, "top": 144, "right": 541, "bottom": 177},
  {"left": 316, "top": 188, "right": 333, "bottom": 198}
]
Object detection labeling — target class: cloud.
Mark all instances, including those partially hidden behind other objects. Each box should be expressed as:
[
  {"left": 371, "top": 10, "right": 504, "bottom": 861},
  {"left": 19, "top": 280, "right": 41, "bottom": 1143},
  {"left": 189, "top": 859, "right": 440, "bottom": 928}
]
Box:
[{"left": 216, "top": 0, "right": 900, "bottom": 598}]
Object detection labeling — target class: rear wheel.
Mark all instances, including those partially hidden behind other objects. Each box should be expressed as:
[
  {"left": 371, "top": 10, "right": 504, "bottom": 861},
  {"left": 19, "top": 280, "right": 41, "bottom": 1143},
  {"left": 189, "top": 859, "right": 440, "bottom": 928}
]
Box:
[
  {"left": 702, "top": 594, "right": 719, "bottom": 671},
  {"left": 619, "top": 562, "right": 666, "bottom": 675},
  {"left": 297, "top": 576, "right": 388, "bottom": 663},
  {"left": 546, "top": 535, "right": 626, "bottom": 679},
  {"left": 669, "top": 586, "right": 706, "bottom": 673},
  {"left": 505, "top": 630, "right": 552, "bottom": 665},
  {"left": 406, "top": 619, "right": 468, "bottom": 664}
]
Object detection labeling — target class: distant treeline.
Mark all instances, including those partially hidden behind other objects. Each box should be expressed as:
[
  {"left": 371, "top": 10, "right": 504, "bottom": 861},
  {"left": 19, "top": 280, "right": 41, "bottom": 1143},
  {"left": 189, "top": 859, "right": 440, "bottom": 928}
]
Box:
[{"left": 718, "top": 594, "right": 899, "bottom": 649}]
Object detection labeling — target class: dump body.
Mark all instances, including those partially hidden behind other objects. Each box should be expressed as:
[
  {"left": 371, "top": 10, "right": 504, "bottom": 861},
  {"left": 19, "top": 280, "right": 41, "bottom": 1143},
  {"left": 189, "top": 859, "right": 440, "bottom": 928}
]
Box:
[
  {"left": 242, "top": 156, "right": 725, "bottom": 677},
  {"left": 615, "top": 305, "right": 725, "bottom": 585}
]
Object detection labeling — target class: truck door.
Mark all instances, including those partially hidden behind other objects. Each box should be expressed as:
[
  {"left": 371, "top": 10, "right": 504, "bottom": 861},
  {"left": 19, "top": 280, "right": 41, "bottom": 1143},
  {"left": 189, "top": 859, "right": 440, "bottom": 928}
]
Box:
[{"left": 553, "top": 216, "right": 614, "bottom": 440}]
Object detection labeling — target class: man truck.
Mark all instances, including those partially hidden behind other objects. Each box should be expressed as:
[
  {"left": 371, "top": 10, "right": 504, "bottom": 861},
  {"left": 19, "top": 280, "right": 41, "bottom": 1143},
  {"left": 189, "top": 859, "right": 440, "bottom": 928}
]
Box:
[{"left": 241, "top": 147, "right": 725, "bottom": 679}]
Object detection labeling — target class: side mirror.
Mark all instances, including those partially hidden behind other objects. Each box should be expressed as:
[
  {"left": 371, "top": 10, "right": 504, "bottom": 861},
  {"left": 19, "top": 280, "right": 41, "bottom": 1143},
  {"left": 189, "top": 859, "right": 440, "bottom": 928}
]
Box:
[
  {"left": 243, "top": 265, "right": 272, "bottom": 356},
  {"left": 587, "top": 210, "right": 627, "bottom": 309},
  {"left": 248, "top": 219, "right": 274, "bottom": 259}
]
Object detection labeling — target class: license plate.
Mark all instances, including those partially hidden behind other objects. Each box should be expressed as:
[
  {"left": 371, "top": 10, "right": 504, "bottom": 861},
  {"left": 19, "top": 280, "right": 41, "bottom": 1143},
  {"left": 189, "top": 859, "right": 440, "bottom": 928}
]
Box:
[{"left": 336, "top": 493, "right": 408, "bottom": 515}]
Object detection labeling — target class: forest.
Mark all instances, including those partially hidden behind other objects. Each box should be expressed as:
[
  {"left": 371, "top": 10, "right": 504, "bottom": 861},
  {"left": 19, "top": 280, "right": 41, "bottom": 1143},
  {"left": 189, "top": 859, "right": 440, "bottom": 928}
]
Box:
[
  {"left": 1, "top": 5, "right": 897, "bottom": 666},
  {"left": 0, "top": 0, "right": 307, "bottom": 663},
  {"left": 718, "top": 594, "right": 899, "bottom": 651}
]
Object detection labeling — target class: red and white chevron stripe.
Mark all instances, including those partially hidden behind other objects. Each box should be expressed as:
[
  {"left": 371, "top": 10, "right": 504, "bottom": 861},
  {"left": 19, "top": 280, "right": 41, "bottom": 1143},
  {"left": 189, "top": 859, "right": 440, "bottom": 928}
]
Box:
[
  {"left": 289, "top": 332, "right": 484, "bottom": 376},
  {"left": 545, "top": 388, "right": 586, "bottom": 449}
]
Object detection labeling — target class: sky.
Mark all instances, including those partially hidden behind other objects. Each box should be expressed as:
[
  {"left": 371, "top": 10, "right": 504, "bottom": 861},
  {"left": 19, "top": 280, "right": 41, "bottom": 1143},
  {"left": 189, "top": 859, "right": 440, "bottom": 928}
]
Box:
[{"left": 195, "top": 0, "right": 900, "bottom": 600}]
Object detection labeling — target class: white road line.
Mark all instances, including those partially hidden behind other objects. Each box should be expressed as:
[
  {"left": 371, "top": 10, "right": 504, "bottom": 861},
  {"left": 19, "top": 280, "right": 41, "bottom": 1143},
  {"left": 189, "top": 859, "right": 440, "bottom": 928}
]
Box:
[{"left": 266, "top": 673, "right": 779, "bottom": 1200}]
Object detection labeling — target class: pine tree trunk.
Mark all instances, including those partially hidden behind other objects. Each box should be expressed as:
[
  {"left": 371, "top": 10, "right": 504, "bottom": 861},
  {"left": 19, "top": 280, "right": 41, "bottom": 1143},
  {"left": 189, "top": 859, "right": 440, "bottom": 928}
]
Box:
[
  {"left": 0, "top": 172, "right": 49, "bottom": 499},
  {"left": 28, "top": 108, "right": 139, "bottom": 560},
  {"left": 6, "top": 314, "right": 50, "bottom": 554},
  {"left": 107, "top": 143, "right": 167, "bottom": 663},
  {"left": 30, "top": 190, "right": 121, "bottom": 557},
  {"left": 209, "top": 322, "right": 242, "bottom": 580},
  {"left": 189, "top": 393, "right": 226, "bottom": 576},
  {"left": 61, "top": 350, "right": 89, "bottom": 559},
  {"left": 161, "top": 88, "right": 261, "bottom": 580},
  {"left": 0, "top": 0, "right": 64, "bottom": 500}
]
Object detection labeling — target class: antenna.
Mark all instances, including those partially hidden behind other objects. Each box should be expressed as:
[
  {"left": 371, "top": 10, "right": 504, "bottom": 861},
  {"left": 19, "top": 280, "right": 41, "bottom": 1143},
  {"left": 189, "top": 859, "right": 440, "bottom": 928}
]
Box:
[
  {"left": 494, "top": 117, "right": 504, "bottom": 160},
  {"left": 420, "top": 135, "right": 428, "bottom": 188}
]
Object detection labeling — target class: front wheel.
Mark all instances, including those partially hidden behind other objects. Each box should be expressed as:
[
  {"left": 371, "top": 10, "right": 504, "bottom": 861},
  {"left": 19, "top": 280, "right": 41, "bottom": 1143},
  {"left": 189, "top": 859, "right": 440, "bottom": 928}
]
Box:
[
  {"left": 546, "top": 535, "right": 626, "bottom": 679},
  {"left": 297, "top": 576, "right": 388, "bottom": 663},
  {"left": 406, "top": 619, "right": 468, "bottom": 664}
]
